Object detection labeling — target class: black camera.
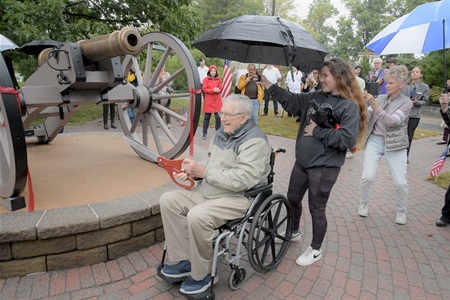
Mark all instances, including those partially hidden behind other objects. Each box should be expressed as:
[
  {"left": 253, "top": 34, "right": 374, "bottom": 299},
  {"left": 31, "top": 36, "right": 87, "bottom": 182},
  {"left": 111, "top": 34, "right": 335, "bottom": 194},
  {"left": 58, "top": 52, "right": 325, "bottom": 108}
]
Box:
[{"left": 309, "top": 99, "right": 339, "bottom": 129}]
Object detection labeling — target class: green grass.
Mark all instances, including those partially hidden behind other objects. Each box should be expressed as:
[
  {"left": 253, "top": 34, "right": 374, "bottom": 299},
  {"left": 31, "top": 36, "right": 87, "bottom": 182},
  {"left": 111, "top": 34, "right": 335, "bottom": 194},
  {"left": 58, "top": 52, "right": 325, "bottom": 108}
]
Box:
[
  {"left": 67, "top": 99, "right": 440, "bottom": 141},
  {"left": 427, "top": 172, "right": 450, "bottom": 189},
  {"left": 67, "top": 104, "right": 104, "bottom": 126}
]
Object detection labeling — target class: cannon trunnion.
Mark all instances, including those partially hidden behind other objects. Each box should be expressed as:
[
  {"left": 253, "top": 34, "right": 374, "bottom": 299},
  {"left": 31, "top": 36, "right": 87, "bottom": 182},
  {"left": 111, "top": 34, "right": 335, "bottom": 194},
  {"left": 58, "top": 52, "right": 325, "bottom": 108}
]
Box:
[{"left": 0, "top": 29, "right": 202, "bottom": 210}]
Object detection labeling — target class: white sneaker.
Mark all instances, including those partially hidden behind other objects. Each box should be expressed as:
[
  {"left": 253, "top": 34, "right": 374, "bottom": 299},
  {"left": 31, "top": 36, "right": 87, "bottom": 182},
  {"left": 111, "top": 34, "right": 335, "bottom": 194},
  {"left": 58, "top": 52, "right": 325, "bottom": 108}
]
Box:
[
  {"left": 167, "top": 124, "right": 171, "bottom": 129},
  {"left": 345, "top": 150, "right": 353, "bottom": 159},
  {"left": 358, "top": 202, "right": 369, "bottom": 217},
  {"left": 295, "top": 246, "right": 322, "bottom": 266},
  {"left": 274, "top": 231, "right": 301, "bottom": 244},
  {"left": 395, "top": 212, "right": 407, "bottom": 225}
]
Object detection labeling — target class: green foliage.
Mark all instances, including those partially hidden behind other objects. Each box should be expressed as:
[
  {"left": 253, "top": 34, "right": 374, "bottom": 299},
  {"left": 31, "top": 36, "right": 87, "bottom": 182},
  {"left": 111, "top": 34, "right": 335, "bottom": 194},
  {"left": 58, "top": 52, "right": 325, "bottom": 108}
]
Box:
[
  {"left": 0, "top": 0, "right": 201, "bottom": 79},
  {"left": 193, "top": 0, "right": 265, "bottom": 33},
  {"left": 429, "top": 86, "right": 445, "bottom": 104},
  {"left": 360, "top": 52, "right": 371, "bottom": 76},
  {"left": 303, "top": 0, "right": 337, "bottom": 49}
]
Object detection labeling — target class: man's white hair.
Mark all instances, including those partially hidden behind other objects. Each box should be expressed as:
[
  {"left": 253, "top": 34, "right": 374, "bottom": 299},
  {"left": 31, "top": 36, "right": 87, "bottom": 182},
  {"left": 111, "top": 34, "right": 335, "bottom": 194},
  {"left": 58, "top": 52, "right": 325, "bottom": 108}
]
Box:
[{"left": 223, "top": 94, "right": 253, "bottom": 116}]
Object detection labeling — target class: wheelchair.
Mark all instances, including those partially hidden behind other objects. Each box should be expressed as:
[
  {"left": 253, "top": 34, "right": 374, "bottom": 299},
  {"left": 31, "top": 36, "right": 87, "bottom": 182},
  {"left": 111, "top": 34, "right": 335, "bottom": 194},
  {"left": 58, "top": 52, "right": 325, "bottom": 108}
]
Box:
[{"left": 157, "top": 148, "right": 293, "bottom": 299}]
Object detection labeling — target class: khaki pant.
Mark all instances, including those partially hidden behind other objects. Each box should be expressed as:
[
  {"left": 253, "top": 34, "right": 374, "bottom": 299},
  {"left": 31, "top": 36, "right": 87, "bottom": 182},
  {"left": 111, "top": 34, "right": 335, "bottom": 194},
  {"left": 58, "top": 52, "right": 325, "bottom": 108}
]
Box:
[{"left": 159, "top": 188, "right": 251, "bottom": 280}]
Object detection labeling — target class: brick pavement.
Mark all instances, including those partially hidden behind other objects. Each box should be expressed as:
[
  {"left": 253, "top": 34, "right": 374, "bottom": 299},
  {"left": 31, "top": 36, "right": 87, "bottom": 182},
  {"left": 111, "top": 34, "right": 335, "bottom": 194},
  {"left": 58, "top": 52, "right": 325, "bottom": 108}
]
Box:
[{"left": 1, "top": 126, "right": 449, "bottom": 299}]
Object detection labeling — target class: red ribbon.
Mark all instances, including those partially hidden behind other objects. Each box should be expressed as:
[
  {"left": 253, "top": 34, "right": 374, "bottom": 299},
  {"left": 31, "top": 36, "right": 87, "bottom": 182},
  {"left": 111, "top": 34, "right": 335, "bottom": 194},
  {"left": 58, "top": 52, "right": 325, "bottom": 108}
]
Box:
[
  {"left": 27, "top": 169, "right": 34, "bottom": 212},
  {"left": 0, "top": 86, "right": 21, "bottom": 115},
  {"left": 188, "top": 88, "right": 202, "bottom": 157}
]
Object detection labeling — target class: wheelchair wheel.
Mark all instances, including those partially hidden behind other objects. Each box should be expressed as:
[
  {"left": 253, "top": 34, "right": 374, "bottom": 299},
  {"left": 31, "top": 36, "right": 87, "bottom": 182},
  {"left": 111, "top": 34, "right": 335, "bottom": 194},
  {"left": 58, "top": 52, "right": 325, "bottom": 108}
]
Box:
[
  {"left": 248, "top": 194, "right": 293, "bottom": 273},
  {"left": 228, "top": 267, "right": 246, "bottom": 290}
]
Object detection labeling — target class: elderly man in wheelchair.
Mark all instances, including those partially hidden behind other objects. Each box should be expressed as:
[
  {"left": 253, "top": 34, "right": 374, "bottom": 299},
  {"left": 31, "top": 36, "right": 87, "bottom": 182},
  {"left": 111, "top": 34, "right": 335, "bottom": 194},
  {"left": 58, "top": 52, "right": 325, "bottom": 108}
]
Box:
[{"left": 157, "top": 94, "right": 293, "bottom": 298}]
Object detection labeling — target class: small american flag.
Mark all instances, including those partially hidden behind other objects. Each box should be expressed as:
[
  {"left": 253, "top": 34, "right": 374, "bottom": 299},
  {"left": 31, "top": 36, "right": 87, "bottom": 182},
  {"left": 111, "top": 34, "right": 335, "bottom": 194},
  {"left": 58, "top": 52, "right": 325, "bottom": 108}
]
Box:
[
  {"left": 221, "top": 59, "right": 232, "bottom": 98},
  {"left": 179, "top": 106, "right": 188, "bottom": 126},
  {"left": 430, "top": 145, "right": 449, "bottom": 177}
]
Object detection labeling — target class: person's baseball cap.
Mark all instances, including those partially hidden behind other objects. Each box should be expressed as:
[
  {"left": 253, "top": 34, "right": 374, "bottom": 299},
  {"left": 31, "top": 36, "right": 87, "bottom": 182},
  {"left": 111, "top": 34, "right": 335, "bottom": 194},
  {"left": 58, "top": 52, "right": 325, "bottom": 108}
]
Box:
[{"left": 387, "top": 57, "right": 397, "bottom": 63}]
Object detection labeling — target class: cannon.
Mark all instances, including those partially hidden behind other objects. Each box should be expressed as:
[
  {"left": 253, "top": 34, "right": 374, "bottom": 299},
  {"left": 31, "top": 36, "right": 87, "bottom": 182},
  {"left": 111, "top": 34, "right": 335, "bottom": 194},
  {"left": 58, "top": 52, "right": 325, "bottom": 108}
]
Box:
[{"left": 0, "top": 28, "right": 202, "bottom": 210}]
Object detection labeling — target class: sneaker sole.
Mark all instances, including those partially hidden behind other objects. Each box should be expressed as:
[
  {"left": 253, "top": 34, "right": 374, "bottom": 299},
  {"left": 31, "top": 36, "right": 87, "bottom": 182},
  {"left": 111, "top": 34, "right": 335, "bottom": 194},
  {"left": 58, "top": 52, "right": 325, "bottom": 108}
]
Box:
[
  {"left": 295, "top": 253, "right": 322, "bottom": 266},
  {"left": 358, "top": 211, "right": 368, "bottom": 217},
  {"left": 160, "top": 270, "right": 191, "bottom": 279},
  {"left": 180, "top": 276, "right": 219, "bottom": 295}
]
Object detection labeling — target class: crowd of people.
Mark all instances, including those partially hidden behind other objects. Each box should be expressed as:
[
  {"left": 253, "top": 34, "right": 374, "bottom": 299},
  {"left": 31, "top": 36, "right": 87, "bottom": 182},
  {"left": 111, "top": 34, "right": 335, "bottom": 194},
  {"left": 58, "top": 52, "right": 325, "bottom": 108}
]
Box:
[{"left": 151, "top": 56, "right": 448, "bottom": 296}]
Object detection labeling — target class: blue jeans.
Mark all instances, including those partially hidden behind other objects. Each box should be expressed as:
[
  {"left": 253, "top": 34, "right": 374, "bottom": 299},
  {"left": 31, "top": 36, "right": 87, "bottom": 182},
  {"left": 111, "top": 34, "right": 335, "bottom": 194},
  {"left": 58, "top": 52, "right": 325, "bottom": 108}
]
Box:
[
  {"left": 361, "top": 134, "right": 408, "bottom": 213},
  {"left": 128, "top": 108, "right": 136, "bottom": 123},
  {"left": 251, "top": 99, "right": 260, "bottom": 124}
]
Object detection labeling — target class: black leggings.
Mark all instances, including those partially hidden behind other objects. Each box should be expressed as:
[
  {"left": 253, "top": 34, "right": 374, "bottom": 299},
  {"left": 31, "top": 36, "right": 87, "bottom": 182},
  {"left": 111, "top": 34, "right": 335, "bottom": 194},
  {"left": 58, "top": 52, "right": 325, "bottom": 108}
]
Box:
[
  {"left": 287, "top": 161, "right": 340, "bottom": 249},
  {"left": 203, "top": 113, "right": 220, "bottom": 136},
  {"left": 407, "top": 117, "right": 420, "bottom": 157}
]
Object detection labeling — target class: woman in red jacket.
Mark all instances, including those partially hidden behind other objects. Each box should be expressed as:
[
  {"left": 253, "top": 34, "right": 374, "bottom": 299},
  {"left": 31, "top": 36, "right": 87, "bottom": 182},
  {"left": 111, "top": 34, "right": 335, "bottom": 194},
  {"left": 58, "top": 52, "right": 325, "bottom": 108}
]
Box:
[{"left": 202, "top": 65, "right": 223, "bottom": 140}]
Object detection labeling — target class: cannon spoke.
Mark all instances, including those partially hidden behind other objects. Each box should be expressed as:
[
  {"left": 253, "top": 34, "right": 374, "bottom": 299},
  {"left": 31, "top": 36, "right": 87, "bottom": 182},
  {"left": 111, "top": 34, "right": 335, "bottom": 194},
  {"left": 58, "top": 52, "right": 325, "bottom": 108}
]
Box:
[{"left": 118, "top": 32, "right": 201, "bottom": 163}]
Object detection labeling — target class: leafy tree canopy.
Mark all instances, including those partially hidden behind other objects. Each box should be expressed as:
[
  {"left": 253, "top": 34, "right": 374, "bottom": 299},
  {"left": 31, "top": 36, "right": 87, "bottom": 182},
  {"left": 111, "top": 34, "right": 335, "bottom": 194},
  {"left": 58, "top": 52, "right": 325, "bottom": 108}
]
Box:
[{"left": 0, "top": 0, "right": 201, "bottom": 45}]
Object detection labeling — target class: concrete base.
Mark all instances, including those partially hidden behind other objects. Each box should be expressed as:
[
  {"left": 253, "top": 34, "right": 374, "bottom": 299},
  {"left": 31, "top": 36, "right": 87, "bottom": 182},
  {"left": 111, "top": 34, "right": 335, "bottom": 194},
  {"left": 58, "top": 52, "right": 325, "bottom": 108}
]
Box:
[
  {"left": 1, "top": 134, "right": 170, "bottom": 213},
  {"left": 0, "top": 195, "right": 26, "bottom": 211}
]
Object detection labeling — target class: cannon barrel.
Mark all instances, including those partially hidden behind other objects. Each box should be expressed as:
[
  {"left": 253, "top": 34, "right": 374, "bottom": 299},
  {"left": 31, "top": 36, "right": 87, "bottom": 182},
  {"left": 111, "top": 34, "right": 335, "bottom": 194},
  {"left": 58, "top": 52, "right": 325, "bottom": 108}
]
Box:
[{"left": 38, "top": 27, "right": 142, "bottom": 66}]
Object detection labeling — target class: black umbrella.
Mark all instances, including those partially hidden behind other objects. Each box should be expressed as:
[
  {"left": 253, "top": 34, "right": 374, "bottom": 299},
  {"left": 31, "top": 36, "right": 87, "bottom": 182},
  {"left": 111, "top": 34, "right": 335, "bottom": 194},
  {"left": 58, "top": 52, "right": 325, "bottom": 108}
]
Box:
[
  {"left": 192, "top": 15, "right": 328, "bottom": 67},
  {"left": 19, "top": 39, "right": 62, "bottom": 56}
]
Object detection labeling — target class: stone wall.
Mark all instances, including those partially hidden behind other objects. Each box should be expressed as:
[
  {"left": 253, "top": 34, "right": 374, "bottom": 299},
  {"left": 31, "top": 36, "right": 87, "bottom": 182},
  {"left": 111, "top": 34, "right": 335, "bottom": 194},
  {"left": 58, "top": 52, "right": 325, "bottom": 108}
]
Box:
[{"left": 0, "top": 183, "right": 175, "bottom": 279}]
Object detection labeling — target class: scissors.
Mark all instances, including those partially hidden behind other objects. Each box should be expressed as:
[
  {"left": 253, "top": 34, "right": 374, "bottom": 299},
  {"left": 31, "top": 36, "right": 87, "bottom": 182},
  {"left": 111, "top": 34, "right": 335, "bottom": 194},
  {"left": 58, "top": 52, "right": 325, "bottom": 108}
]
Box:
[{"left": 157, "top": 156, "right": 195, "bottom": 189}]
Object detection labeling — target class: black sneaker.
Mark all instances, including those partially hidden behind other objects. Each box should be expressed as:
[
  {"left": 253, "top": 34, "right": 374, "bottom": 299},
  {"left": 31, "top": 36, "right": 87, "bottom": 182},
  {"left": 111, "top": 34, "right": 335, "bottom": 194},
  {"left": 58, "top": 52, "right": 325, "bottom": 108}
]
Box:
[
  {"left": 161, "top": 260, "right": 191, "bottom": 279},
  {"left": 103, "top": 124, "right": 109, "bottom": 130}
]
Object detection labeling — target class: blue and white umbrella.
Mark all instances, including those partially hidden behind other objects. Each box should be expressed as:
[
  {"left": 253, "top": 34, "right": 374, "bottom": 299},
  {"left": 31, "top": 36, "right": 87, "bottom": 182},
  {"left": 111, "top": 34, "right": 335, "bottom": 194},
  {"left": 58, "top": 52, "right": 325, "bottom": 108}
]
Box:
[
  {"left": 0, "top": 34, "right": 18, "bottom": 52},
  {"left": 366, "top": 0, "right": 450, "bottom": 55}
]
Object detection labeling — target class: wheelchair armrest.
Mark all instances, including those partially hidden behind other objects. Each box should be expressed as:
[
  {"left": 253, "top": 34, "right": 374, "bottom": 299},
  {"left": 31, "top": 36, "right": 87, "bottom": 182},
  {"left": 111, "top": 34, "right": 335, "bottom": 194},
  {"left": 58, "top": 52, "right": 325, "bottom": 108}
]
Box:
[{"left": 244, "top": 184, "right": 273, "bottom": 198}]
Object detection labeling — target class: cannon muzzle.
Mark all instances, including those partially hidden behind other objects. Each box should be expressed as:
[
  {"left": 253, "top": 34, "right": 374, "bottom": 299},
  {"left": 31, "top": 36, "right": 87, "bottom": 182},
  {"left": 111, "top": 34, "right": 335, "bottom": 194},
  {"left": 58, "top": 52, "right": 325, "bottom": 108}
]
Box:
[
  {"left": 78, "top": 27, "right": 141, "bottom": 64},
  {"left": 38, "top": 27, "right": 142, "bottom": 66}
]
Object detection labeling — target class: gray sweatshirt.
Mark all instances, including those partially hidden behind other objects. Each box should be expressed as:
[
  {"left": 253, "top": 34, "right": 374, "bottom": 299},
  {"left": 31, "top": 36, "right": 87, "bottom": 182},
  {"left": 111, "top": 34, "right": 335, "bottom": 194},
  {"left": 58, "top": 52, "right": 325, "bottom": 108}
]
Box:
[{"left": 268, "top": 86, "right": 359, "bottom": 168}]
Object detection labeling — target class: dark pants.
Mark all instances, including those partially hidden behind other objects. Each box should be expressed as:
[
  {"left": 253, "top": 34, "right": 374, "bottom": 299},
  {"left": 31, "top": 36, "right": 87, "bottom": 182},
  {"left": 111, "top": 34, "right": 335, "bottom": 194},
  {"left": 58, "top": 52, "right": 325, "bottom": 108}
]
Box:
[
  {"left": 441, "top": 184, "right": 450, "bottom": 222},
  {"left": 202, "top": 112, "right": 220, "bottom": 136},
  {"left": 234, "top": 86, "right": 241, "bottom": 94},
  {"left": 263, "top": 89, "right": 278, "bottom": 115},
  {"left": 287, "top": 161, "right": 340, "bottom": 249},
  {"left": 103, "top": 103, "right": 115, "bottom": 124},
  {"left": 407, "top": 117, "right": 420, "bottom": 157},
  {"left": 443, "top": 127, "right": 449, "bottom": 142}
]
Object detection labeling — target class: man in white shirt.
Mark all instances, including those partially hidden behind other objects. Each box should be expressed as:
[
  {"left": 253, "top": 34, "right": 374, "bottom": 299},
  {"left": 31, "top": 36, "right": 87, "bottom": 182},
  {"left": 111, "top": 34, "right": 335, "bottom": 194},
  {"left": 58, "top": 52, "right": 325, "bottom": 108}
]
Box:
[
  {"left": 262, "top": 65, "right": 282, "bottom": 116},
  {"left": 286, "top": 66, "right": 302, "bottom": 94},
  {"left": 197, "top": 58, "right": 209, "bottom": 84},
  {"left": 197, "top": 58, "right": 209, "bottom": 99}
]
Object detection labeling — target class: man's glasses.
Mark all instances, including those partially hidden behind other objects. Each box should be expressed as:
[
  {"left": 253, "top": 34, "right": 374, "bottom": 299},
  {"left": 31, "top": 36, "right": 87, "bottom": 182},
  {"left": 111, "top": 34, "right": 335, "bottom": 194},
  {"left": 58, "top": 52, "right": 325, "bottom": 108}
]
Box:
[{"left": 218, "top": 112, "right": 244, "bottom": 119}]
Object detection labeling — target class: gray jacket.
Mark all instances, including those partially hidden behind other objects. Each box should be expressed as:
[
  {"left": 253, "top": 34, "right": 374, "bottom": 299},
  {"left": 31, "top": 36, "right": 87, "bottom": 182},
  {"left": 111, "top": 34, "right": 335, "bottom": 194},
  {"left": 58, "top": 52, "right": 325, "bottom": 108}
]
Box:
[
  {"left": 366, "top": 94, "right": 411, "bottom": 151},
  {"left": 198, "top": 119, "right": 271, "bottom": 199},
  {"left": 401, "top": 80, "right": 429, "bottom": 118}
]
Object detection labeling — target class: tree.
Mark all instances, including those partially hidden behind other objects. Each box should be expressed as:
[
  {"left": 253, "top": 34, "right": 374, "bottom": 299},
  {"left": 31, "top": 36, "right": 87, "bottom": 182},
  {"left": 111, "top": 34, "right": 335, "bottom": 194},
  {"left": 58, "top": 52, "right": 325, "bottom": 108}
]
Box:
[
  {"left": 332, "top": 17, "right": 359, "bottom": 60},
  {"left": 302, "top": 0, "right": 337, "bottom": 49},
  {"left": 193, "top": 0, "right": 265, "bottom": 33},
  {"left": 263, "top": 0, "right": 297, "bottom": 20},
  {"left": 0, "top": 0, "right": 201, "bottom": 79},
  {"left": 343, "top": 0, "right": 390, "bottom": 48},
  {"left": 0, "top": 0, "right": 201, "bottom": 45}
]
